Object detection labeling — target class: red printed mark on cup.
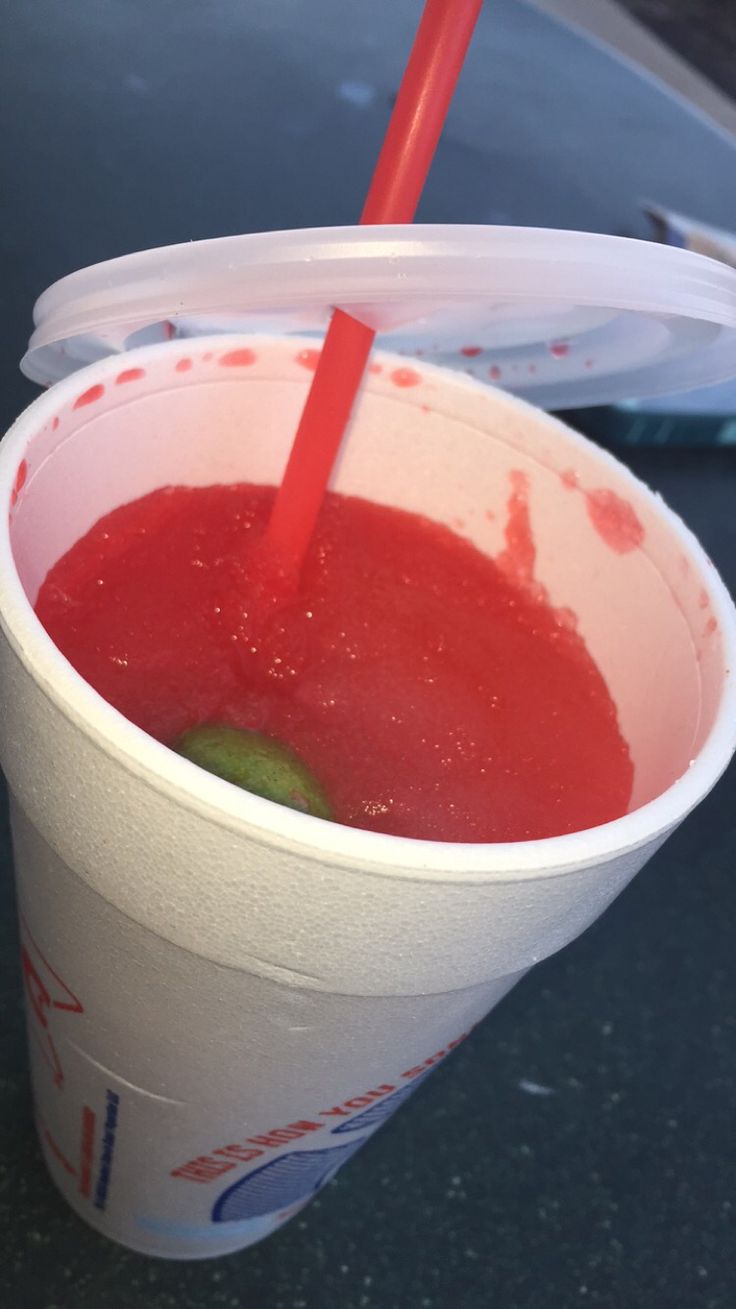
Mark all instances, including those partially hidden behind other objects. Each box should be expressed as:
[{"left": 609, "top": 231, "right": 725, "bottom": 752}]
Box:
[
  {"left": 78, "top": 1106, "right": 97, "bottom": 1198},
  {"left": 39, "top": 1107, "right": 98, "bottom": 1201},
  {"left": 20, "top": 916, "right": 83, "bottom": 1090},
  {"left": 42, "top": 1123, "right": 77, "bottom": 1176},
  {"left": 171, "top": 1031, "right": 470, "bottom": 1184}
]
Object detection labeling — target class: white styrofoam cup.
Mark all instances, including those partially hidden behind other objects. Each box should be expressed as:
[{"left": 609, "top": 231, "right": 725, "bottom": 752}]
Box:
[{"left": 0, "top": 336, "right": 734, "bottom": 1258}]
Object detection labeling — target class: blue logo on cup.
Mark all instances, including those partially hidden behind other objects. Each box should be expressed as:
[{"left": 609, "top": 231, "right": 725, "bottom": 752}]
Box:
[
  {"left": 330, "top": 1072, "right": 429, "bottom": 1134},
  {"left": 212, "top": 1139, "right": 364, "bottom": 1223}
]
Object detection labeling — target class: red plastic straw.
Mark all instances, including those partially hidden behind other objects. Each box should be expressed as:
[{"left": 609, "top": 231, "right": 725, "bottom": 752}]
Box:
[{"left": 266, "top": 0, "right": 483, "bottom": 577}]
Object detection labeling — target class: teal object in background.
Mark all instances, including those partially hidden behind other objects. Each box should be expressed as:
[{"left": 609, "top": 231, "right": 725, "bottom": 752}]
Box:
[{"left": 561, "top": 404, "right": 736, "bottom": 449}]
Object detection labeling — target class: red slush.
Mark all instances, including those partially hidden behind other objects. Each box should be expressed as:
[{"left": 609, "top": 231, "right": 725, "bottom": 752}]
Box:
[{"left": 35, "top": 481, "right": 633, "bottom": 843}]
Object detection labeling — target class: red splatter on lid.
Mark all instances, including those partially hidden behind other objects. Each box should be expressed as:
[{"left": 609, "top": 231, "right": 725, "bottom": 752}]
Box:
[
  {"left": 296, "top": 348, "right": 321, "bottom": 371},
  {"left": 219, "top": 349, "right": 256, "bottom": 368},
  {"left": 175, "top": 358, "right": 193, "bottom": 373},
  {"left": 73, "top": 383, "right": 105, "bottom": 409},
  {"left": 460, "top": 346, "right": 482, "bottom": 357},
  {"left": 390, "top": 367, "right": 420, "bottom": 388},
  {"left": 116, "top": 368, "right": 145, "bottom": 385}
]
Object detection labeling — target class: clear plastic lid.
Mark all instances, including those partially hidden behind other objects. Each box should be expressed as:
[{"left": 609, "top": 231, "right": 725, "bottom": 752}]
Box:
[{"left": 22, "top": 224, "right": 736, "bottom": 408}]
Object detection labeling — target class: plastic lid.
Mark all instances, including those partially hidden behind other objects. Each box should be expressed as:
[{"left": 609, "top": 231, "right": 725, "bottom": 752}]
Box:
[{"left": 22, "top": 224, "right": 736, "bottom": 408}]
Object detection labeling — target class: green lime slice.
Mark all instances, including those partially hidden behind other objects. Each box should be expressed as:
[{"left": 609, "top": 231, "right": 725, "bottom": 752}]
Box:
[{"left": 174, "top": 724, "right": 333, "bottom": 821}]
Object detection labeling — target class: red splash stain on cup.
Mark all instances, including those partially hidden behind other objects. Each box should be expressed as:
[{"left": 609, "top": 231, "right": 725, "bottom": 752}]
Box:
[
  {"left": 73, "top": 384, "right": 105, "bottom": 410},
  {"left": 460, "top": 345, "right": 482, "bottom": 357},
  {"left": 497, "top": 470, "right": 535, "bottom": 584},
  {"left": 585, "top": 488, "right": 644, "bottom": 554},
  {"left": 549, "top": 342, "right": 569, "bottom": 358},
  {"left": 10, "top": 459, "right": 28, "bottom": 507},
  {"left": 560, "top": 469, "right": 579, "bottom": 490},
  {"left": 368, "top": 362, "right": 383, "bottom": 375},
  {"left": 489, "top": 365, "right": 502, "bottom": 381},
  {"left": 554, "top": 605, "right": 578, "bottom": 631},
  {"left": 390, "top": 367, "right": 420, "bottom": 388},
  {"left": 52, "top": 417, "right": 60, "bottom": 431},
  {"left": 116, "top": 368, "right": 145, "bottom": 385},
  {"left": 175, "top": 358, "right": 193, "bottom": 373},
  {"left": 705, "top": 616, "right": 718, "bottom": 635},
  {"left": 296, "top": 348, "right": 321, "bottom": 371},
  {"left": 219, "top": 349, "right": 256, "bottom": 368}
]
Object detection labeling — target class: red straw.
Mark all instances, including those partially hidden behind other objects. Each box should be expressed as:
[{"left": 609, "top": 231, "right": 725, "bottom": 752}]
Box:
[{"left": 265, "top": 0, "right": 483, "bottom": 576}]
